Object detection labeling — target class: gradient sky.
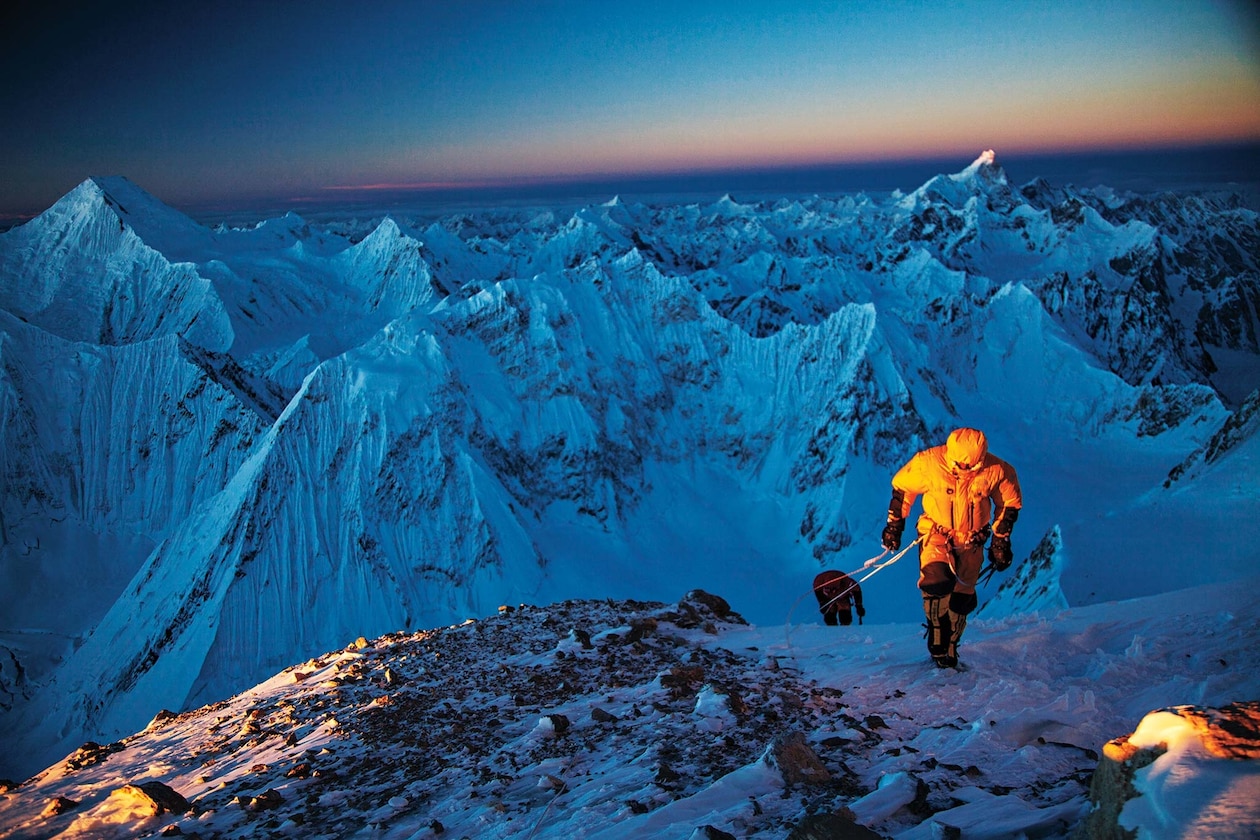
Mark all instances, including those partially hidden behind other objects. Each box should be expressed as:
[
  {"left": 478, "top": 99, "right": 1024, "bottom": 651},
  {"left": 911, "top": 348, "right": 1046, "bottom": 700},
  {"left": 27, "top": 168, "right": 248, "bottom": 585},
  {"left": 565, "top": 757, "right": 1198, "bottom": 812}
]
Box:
[{"left": 2, "top": 0, "right": 1258, "bottom": 217}]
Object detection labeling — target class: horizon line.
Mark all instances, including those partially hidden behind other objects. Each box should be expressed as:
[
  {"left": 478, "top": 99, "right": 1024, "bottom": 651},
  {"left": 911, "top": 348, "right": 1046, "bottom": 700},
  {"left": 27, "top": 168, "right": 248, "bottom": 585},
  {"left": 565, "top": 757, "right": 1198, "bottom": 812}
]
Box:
[
  {"left": 314, "top": 138, "right": 1260, "bottom": 198},
  {"left": 4, "top": 138, "right": 1258, "bottom": 227}
]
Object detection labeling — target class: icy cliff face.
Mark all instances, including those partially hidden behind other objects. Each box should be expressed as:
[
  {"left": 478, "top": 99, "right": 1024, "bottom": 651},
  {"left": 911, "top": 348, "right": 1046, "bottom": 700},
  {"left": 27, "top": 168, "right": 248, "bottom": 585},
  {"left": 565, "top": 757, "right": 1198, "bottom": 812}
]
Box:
[{"left": 1, "top": 157, "right": 1257, "bottom": 780}]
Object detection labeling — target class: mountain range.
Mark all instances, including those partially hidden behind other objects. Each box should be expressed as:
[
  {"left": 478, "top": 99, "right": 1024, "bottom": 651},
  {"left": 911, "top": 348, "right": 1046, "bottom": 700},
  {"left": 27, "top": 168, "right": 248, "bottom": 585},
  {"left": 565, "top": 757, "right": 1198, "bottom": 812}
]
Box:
[{"left": 1, "top": 151, "right": 1257, "bottom": 789}]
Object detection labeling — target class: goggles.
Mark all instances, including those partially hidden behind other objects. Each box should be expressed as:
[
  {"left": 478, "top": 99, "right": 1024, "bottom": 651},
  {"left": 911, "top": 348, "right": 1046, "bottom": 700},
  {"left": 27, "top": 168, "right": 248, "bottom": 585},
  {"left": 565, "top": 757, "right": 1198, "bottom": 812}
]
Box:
[{"left": 952, "top": 460, "right": 980, "bottom": 472}]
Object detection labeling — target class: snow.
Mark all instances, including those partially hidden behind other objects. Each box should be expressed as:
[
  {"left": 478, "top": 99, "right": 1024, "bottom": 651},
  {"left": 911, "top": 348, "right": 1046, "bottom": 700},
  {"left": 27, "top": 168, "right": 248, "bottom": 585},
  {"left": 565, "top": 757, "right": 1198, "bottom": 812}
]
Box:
[
  {"left": 0, "top": 580, "right": 1255, "bottom": 838},
  {"left": 1121, "top": 711, "right": 1260, "bottom": 839},
  {"left": 1, "top": 154, "right": 1258, "bottom": 837}
]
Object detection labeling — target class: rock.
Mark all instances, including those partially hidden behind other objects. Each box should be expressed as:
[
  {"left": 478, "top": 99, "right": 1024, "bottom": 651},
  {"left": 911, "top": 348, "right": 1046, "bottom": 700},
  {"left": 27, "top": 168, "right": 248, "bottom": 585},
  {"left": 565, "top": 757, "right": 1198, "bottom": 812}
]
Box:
[
  {"left": 146, "top": 709, "right": 179, "bottom": 730},
  {"left": 766, "top": 731, "right": 831, "bottom": 786},
  {"left": 249, "top": 789, "right": 284, "bottom": 811},
  {"left": 680, "top": 590, "right": 746, "bottom": 624},
  {"left": 63, "top": 740, "right": 125, "bottom": 772},
  {"left": 286, "top": 762, "right": 312, "bottom": 779},
  {"left": 787, "top": 811, "right": 883, "bottom": 839},
  {"left": 41, "top": 796, "right": 79, "bottom": 817},
  {"left": 108, "top": 781, "right": 191, "bottom": 816},
  {"left": 1166, "top": 700, "right": 1260, "bottom": 759},
  {"left": 655, "top": 762, "right": 681, "bottom": 785},
  {"left": 690, "top": 825, "right": 737, "bottom": 840},
  {"left": 541, "top": 713, "right": 570, "bottom": 735},
  {"left": 1074, "top": 701, "right": 1260, "bottom": 839},
  {"left": 0, "top": 779, "right": 18, "bottom": 793},
  {"left": 591, "top": 707, "right": 618, "bottom": 723}
]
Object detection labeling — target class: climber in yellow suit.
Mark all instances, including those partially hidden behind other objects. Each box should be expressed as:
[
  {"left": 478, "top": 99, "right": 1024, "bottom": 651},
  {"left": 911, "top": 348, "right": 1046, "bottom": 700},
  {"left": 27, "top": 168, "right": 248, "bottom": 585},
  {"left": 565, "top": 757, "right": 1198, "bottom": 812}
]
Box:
[{"left": 881, "top": 428, "right": 1022, "bottom": 669}]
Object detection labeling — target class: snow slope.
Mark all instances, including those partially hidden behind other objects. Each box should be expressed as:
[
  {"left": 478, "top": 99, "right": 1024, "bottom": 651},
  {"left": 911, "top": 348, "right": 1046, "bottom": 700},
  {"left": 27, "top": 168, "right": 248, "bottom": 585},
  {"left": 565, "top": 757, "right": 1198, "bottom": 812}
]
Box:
[
  {"left": 0, "top": 581, "right": 1256, "bottom": 839},
  {"left": 1, "top": 155, "right": 1257, "bottom": 785}
]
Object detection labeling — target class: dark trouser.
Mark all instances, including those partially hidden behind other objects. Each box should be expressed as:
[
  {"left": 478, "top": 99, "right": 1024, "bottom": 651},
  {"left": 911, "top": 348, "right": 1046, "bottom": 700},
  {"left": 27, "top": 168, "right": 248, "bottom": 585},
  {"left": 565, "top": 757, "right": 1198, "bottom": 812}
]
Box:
[
  {"left": 920, "top": 549, "right": 979, "bottom": 665},
  {"left": 822, "top": 609, "right": 853, "bottom": 626}
]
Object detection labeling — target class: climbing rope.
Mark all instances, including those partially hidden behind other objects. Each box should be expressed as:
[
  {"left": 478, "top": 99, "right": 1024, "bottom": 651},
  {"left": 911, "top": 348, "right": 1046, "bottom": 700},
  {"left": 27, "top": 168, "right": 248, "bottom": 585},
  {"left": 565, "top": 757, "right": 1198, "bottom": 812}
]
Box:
[{"left": 783, "top": 535, "right": 925, "bottom": 652}]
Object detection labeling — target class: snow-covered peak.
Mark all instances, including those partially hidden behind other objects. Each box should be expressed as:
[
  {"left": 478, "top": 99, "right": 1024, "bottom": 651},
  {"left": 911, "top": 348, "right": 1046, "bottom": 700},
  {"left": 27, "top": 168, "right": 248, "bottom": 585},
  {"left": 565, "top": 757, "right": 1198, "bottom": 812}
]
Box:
[
  {"left": 330, "top": 215, "right": 437, "bottom": 316},
  {"left": 900, "top": 149, "right": 1010, "bottom": 212},
  {"left": 89, "top": 176, "right": 215, "bottom": 255},
  {"left": 0, "top": 178, "right": 232, "bottom": 349},
  {"left": 2, "top": 154, "right": 1258, "bottom": 802},
  {"left": 965, "top": 148, "right": 997, "bottom": 172},
  {"left": 708, "top": 193, "right": 750, "bottom": 217}
]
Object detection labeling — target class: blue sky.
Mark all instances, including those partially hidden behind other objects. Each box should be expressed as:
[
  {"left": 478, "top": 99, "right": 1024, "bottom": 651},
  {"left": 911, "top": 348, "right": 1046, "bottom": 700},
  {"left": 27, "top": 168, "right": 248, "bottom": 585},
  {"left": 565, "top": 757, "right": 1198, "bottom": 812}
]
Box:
[{"left": 2, "top": 0, "right": 1258, "bottom": 217}]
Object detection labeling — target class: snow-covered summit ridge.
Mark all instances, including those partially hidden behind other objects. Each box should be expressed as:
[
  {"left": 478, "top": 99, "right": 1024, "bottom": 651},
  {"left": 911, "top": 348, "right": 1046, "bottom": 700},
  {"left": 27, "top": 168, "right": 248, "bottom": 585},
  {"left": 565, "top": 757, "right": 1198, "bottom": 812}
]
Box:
[
  {"left": 0, "top": 582, "right": 1256, "bottom": 839},
  {"left": 1, "top": 155, "right": 1257, "bottom": 786}
]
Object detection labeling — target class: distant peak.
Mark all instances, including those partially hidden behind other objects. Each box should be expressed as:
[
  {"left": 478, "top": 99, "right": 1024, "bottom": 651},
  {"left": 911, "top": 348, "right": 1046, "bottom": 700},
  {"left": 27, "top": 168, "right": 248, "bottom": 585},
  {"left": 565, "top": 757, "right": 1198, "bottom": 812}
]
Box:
[
  {"left": 948, "top": 148, "right": 1008, "bottom": 190},
  {"left": 957, "top": 149, "right": 999, "bottom": 178}
]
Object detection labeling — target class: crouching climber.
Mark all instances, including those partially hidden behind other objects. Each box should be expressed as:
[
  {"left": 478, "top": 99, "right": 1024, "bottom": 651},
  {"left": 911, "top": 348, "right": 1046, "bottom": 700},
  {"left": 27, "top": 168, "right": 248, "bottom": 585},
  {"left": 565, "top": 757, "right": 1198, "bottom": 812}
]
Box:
[
  {"left": 881, "top": 427, "right": 1022, "bottom": 668},
  {"left": 813, "top": 570, "right": 865, "bottom": 626}
]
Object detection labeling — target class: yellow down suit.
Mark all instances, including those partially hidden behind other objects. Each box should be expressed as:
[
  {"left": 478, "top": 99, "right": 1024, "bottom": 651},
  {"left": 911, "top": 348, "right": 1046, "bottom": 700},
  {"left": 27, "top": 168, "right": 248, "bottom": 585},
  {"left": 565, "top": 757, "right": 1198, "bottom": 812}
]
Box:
[{"left": 888, "top": 428, "right": 1022, "bottom": 665}]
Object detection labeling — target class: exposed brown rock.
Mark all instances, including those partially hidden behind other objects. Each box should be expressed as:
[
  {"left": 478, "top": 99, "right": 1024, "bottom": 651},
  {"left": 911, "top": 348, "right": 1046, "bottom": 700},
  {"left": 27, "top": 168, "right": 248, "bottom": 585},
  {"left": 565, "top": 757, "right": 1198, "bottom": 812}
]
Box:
[
  {"left": 768, "top": 731, "right": 831, "bottom": 786},
  {"left": 41, "top": 796, "right": 79, "bottom": 817},
  {"left": 63, "top": 740, "right": 125, "bottom": 772},
  {"left": 1074, "top": 701, "right": 1260, "bottom": 839},
  {"left": 1167, "top": 700, "right": 1260, "bottom": 759},
  {"left": 107, "top": 780, "right": 191, "bottom": 817}
]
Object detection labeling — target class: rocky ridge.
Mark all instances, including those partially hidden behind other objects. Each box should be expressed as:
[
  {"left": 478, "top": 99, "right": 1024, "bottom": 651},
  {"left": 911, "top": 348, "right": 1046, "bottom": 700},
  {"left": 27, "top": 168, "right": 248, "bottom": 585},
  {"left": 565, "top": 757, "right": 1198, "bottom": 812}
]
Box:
[{"left": 0, "top": 592, "right": 1086, "bottom": 840}]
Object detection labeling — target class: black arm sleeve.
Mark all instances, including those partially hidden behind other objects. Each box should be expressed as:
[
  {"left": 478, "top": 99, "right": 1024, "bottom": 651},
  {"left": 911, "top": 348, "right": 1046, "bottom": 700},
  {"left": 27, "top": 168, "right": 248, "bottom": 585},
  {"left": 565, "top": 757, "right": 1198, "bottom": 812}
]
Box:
[
  {"left": 888, "top": 489, "right": 905, "bottom": 522},
  {"left": 994, "top": 506, "right": 1019, "bottom": 537}
]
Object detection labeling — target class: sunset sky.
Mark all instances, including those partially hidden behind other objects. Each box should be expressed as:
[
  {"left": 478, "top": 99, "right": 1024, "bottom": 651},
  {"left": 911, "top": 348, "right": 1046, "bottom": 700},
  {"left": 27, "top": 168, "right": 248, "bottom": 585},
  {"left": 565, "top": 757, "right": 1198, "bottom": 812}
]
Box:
[{"left": 2, "top": 0, "right": 1258, "bottom": 217}]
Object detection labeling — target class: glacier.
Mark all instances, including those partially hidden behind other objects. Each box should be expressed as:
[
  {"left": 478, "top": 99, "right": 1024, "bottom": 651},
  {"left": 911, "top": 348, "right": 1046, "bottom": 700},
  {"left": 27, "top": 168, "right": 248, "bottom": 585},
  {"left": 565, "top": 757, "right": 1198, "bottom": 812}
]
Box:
[{"left": 1, "top": 153, "right": 1257, "bottom": 784}]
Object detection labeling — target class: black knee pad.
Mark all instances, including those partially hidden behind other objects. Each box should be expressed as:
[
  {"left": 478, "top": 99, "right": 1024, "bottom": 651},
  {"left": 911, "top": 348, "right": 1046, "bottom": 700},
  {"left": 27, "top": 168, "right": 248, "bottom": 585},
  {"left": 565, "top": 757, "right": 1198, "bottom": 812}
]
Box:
[
  {"left": 837, "top": 611, "right": 853, "bottom": 626},
  {"left": 920, "top": 562, "right": 956, "bottom": 597},
  {"left": 949, "top": 591, "right": 978, "bottom": 615}
]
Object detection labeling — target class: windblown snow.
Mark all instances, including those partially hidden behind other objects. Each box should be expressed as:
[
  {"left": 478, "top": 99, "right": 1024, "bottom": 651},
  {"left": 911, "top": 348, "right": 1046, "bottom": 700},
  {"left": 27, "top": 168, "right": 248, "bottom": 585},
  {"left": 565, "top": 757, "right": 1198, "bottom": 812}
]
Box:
[{"left": 1, "top": 154, "right": 1258, "bottom": 837}]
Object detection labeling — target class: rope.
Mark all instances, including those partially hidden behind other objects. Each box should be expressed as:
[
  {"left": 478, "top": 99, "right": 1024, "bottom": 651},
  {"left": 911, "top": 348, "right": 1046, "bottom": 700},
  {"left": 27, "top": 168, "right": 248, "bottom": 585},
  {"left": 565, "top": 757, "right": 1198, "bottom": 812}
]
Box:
[
  {"left": 526, "top": 754, "right": 576, "bottom": 840},
  {"left": 783, "top": 547, "right": 886, "bottom": 630},
  {"left": 783, "top": 535, "right": 924, "bottom": 652}
]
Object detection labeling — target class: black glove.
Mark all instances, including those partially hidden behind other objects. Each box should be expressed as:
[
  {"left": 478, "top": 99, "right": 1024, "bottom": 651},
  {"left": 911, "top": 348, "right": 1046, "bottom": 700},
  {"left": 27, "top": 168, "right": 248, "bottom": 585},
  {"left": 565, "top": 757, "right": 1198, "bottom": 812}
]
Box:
[
  {"left": 881, "top": 518, "right": 904, "bottom": 551},
  {"left": 988, "top": 534, "right": 1013, "bottom": 571},
  {"left": 856, "top": 605, "right": 866, "bottom": 619}
]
